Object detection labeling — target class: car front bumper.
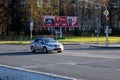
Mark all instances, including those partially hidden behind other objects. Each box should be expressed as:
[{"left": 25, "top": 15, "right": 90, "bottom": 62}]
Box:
[{"left": 47, "top": 46, "right": 64, "bottom": 51}]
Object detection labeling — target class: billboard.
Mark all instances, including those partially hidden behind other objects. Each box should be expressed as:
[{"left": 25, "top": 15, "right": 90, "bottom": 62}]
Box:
[
  {"left": 67, "top": 16, "right": 78, "bottom": 27},
  {"left": 43, "top": 16, "right": 55, "bottom": 27},
  {"left": 43, "top": 16, "right": 78, "bottom": 27}
]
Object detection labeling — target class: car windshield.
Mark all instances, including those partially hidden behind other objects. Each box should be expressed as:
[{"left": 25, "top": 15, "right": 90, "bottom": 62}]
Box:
[{"left": 42, "top": 38, "right": 57, "bottom": 43}]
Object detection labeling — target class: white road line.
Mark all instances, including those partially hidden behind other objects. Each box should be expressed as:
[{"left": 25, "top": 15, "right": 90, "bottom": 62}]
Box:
[{"left": 0, "top": 64, "right": 78, "bottom": 80}]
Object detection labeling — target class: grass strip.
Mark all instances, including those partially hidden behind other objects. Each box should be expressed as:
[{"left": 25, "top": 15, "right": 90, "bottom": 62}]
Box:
[{"left": 0, "top": 36, "right": 120, "bottom": 45}]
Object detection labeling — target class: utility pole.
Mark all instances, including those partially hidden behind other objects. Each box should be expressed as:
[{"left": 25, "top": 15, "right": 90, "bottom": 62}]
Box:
[
  {"left": 104, "top": 5, "right": 109, "bottom": 47},
  {"left": 58, "top": 0, "right": 62, "bottom": 38},
  {"left": 25, "top": 0, "right": 34, "bottom": 41},
  {"left": 37, "top": 0, "right": 43, "bottom": 31}
]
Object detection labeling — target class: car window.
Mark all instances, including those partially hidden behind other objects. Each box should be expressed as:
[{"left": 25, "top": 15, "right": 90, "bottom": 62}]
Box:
[
  {"left": 34, "top": 39, "right": 39, "bottom": 42},
  {"left": 39, "top": 40, "right": 44, "bottom": 44},
  {"left": 43, "top": 38, "right": 57, "bottom": 43}
]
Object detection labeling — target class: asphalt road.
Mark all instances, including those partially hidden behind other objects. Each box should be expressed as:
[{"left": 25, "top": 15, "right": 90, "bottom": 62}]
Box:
[{"left": 0, "top": 44, "right": 120, "bottom": 80}]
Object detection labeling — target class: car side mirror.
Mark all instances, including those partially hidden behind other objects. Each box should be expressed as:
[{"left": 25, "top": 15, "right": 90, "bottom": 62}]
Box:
[{"left": 40, "top": 41, "right": 44, "bottom": 44}]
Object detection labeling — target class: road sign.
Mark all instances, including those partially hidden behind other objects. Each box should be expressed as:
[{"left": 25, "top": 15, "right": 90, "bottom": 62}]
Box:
[
  {"left": 55, "top": 30, "right": 60, "bottom": 35},
  {"left": 30, "top": 19, "right": 34, "bottom": 30},
  {"left": 30, "top": 26, "right": 33, "bottom": 31},
  {"left": 108, "top": 29, "right": 112, "bottom": 34},
  {"left": 48, "top": 27, "right": 55, "bottom": 31},
  {"left": 104, "top": 9, "right": 109, "bottom": 17},
  {"left": 30, "top": 23, "right": 33, "bottom": 30}
]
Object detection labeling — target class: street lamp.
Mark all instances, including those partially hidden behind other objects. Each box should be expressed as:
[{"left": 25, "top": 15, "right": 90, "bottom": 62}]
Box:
[
  {"left": 24, "top": 0, "right": 34, "bottom": 41},
  {"left": 20, "top": 0, "right": 34, "bottom": 41}
]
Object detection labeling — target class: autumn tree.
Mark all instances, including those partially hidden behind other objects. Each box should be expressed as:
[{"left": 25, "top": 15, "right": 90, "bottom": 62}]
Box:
[
  {"left": 0, "top": 0, "right": 10, "bottom": 35},
  {"left": 0, "top": 0, "right": 119, "bottom": 36}
]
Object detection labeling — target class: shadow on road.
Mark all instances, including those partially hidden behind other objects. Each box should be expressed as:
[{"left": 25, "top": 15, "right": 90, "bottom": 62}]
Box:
[
  {"left": 0, "top": 52, "right": 51, "bottom": 56},
  {"left": 0, "top": 47, "right": 120, "bottom": 56}
]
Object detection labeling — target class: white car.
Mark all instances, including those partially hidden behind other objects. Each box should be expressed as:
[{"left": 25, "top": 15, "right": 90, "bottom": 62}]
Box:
[{"left": 30, "top": 37, "right": 64, "bottom": 53}]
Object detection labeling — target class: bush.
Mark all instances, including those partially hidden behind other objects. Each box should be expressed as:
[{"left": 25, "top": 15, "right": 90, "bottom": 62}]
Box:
[{"left": 72, "top": 28, "right": 81, "bottom": 36}]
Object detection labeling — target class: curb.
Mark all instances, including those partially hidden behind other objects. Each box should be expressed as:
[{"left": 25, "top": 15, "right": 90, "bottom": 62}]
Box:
[
  {"left": 90, "top": 45, "right": 120, "bottom": 48},
  {"left": 0, "top": 64, "right": 77, "bottom": 80}
]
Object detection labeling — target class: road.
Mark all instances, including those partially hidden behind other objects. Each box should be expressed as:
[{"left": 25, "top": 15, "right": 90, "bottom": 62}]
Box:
[{"left": 0, "top": 44, "right": 120, "bottom": 80}]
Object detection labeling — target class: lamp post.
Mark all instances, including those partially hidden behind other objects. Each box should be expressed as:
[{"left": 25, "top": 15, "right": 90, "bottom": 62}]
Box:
[
  {"left": 58, "top": 0, "right": 62, "bottom": 38},
  {"left": 25, "top": 0, "right": 34, "bottom": 41},
  {"left": 37, "top": 0, "right": 43, "bottom": 32},
  {"left": 29, "top": 1, "right": 34, "bottom": 41},
  {"left": 20, "top": 0, "right": 34, "bottom": 41}
]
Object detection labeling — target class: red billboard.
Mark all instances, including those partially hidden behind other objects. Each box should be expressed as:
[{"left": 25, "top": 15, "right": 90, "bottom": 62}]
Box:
[{"left": 43, "top": 16, "right": 78, "bottom": 27}]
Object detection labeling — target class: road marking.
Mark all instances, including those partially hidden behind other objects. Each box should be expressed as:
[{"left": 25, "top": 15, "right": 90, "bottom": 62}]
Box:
[{"left": 0, "top": 64, "right": 78, "bottom": 80}]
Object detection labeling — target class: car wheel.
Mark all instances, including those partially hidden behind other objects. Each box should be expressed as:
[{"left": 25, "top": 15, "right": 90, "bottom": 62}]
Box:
[
  {"left": 31, "top": 46, "right": 36, "bottom": 52},
  {"left": 57, "top": 51, "right": 62, "bottom": 53},
  {"left": 43, "top": 47, "right": 48, "bottom": 53}
]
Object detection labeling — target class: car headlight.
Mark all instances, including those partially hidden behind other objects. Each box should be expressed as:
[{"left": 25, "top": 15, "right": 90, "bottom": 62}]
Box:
[
  {"left": 45, "top": 44, "right": 52, "bottom": 47},
  {"left": 49, "top": 45, "right": 54, "bottom": 47},
  {"left": 48, "top": 45, "right": 60, "bottom": 47},
  {"left": 55, "top": 45, "right": 60, "bottom": 47}
]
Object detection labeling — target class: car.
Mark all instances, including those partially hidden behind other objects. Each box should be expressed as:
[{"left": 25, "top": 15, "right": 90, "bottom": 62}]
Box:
[{"left": 30, "top": 37, "right": 64, "bottom": 53}]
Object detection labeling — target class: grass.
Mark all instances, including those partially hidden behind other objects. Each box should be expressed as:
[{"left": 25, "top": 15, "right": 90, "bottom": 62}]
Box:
[
  {"left": 58, "top": 36, "right": 120, "bottom": 43},
  {"left": 0, "top": 41, "right": 30, "bottom": 45},
  {"left": 0, "top": 36, "right": 120, "bottom": 44}
]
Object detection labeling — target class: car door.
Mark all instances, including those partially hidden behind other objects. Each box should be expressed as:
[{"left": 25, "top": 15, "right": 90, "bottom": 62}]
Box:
[
  {"left": 37, "top": 39, "right": 44, "bottom": 50},
  {"left": 34, "top": 39, "right": 39, "bottom": 49}
]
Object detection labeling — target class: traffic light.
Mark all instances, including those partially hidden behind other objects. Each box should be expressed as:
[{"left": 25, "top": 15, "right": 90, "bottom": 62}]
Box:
[
  {"left": 106, "top": 17, "right": 110, "bottom": 21},
  {"left": 106, "top": 17, "right": 110, "bottom": 25}
]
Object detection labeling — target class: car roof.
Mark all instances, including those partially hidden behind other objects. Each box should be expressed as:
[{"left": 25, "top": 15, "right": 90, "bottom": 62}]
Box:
[{"left": 37, "top": 37, "right": 53, "bottom": 40}]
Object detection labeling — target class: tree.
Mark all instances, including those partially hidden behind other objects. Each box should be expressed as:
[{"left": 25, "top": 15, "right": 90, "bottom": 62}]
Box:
[
  {"left": 0, "top": 0, "right": 10, "bottom": 35},
  {"left": 0, "top": 0, "right": 119, "bottom": 36},
  {"left": 8, "top": 0, "right": 27, "bottom": 35}
]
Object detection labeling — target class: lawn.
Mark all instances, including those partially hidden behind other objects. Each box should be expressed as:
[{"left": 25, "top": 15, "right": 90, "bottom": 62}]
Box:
[
  {"left": 58, "top": 36, "right": 120, "bottom": 43},
  {"left": 0, "top": 36, "right": 120, "bottom": 44}
]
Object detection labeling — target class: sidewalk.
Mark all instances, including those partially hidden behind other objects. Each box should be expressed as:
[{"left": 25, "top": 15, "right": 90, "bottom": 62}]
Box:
[{"left": 63, "top": 42, "right": 120, "bottom": 48}]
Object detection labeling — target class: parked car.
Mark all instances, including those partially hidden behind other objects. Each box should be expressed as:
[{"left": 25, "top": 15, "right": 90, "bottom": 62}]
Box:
[{"left": 30, "top": 37, "right": 64, "bottom": 53}]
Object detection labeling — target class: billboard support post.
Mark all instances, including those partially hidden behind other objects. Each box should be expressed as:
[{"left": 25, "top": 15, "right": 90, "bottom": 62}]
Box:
[{"left": 60, "top": 27, "right": 62, "bottom": 38}]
